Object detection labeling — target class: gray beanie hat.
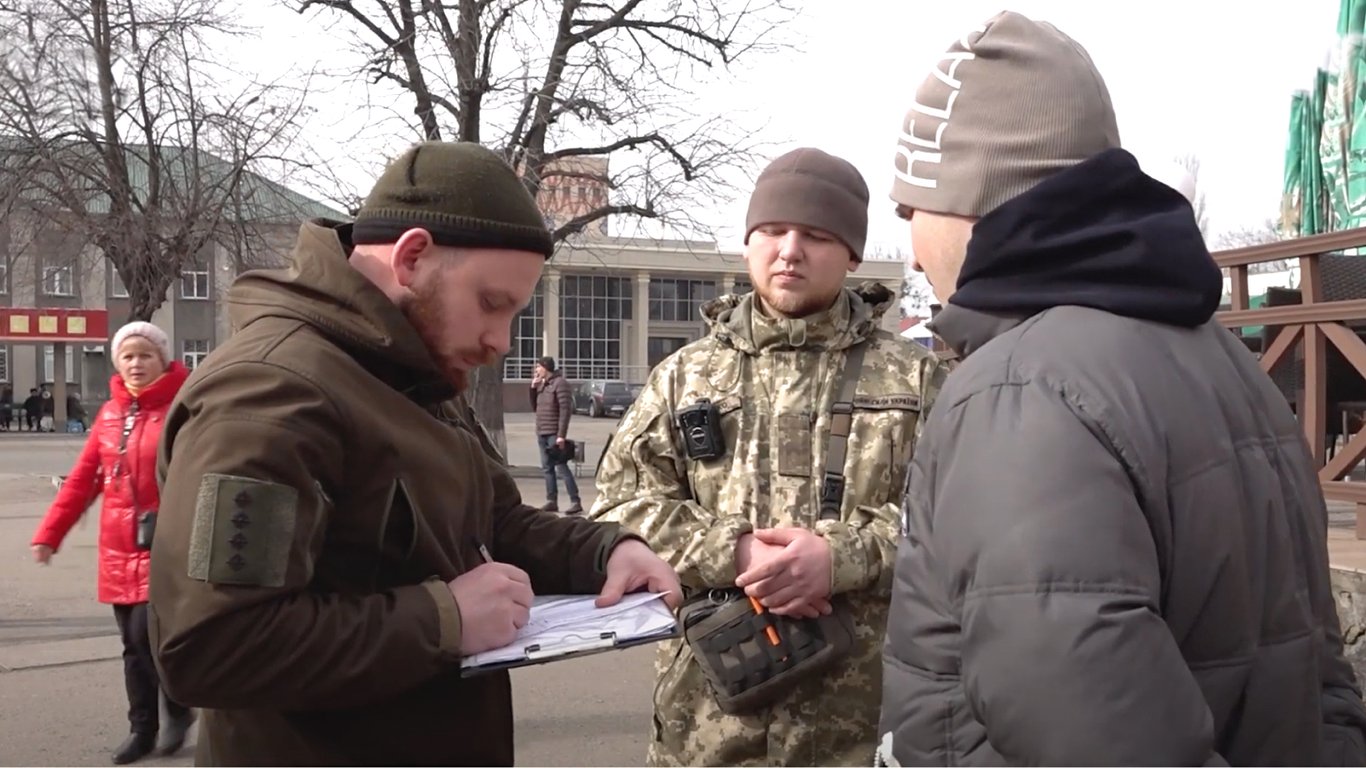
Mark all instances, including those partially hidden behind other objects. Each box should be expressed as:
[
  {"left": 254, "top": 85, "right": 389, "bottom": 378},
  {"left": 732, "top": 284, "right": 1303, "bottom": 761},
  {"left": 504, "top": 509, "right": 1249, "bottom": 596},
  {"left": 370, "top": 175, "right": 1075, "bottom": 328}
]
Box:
[
  {"left": 890, "top": 11, "right": 1120, "bottom": 218},
  {"left": 746, "top": 148, "right": 870, "bottom": 260}
]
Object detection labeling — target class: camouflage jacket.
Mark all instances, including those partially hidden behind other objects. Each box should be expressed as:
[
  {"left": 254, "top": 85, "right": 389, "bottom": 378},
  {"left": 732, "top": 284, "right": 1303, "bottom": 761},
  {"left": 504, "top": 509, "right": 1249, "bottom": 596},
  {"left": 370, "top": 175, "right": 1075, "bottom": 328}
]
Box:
[
  {"left": 593, "top": 282, "right": 941, "bottom": 593},
  {"left": 590, "top": 282, "right": 945, "bottom": 765}
]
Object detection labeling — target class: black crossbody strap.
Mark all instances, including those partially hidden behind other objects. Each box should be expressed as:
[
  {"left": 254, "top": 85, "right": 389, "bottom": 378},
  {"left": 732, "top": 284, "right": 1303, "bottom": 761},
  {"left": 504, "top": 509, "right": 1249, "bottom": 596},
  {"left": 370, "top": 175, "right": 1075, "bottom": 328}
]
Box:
[{"left": 819, "top": 342, "right": 868, "bottom": 521}]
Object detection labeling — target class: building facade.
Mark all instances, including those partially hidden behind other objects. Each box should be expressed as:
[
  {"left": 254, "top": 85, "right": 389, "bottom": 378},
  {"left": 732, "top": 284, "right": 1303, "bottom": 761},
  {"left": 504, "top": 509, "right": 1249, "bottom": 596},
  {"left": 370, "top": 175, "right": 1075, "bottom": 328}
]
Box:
[
  {"left": 0, "top": 156, "right": 341, "bottom": 410},
  {"left": 0, "top": 220, "right": 310, "bottom": 408},
  {"left": 499, "top": 236, "right": 907, "bottom": 411},
  {"left": 535, "top": 156, "right": 611, "bottom": 236}
]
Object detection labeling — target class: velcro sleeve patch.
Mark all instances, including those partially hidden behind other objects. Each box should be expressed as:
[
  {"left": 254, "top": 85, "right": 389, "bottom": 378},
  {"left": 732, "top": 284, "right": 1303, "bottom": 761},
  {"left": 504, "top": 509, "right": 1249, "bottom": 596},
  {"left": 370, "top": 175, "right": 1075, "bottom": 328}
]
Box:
[
  {"left": 852, "top": 394, "right": 921, "bottom": 411},
  {"left": 188, "top": 473, "right": 299, "bottom": 588},
  {"left": 714, "top": 395, "right": 743, "bottom": 415}
]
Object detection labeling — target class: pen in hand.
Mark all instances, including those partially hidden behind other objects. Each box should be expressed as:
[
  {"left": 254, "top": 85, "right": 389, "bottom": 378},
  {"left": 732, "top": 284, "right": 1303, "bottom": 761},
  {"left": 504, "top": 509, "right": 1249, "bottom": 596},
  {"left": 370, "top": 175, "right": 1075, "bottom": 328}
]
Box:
[
  {"left": 749, "top": 596, "right": 782, "bottom": 647},
  {"left": 472, "top": 537, "right": 494, "bottom": 565}
]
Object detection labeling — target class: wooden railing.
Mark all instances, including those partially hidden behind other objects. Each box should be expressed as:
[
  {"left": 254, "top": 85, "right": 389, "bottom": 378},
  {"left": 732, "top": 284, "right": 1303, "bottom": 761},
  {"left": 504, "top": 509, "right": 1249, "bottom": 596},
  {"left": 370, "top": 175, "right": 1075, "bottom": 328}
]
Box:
[{"left": 1215, "top": 227, "right": 1366, "bottom": 537}]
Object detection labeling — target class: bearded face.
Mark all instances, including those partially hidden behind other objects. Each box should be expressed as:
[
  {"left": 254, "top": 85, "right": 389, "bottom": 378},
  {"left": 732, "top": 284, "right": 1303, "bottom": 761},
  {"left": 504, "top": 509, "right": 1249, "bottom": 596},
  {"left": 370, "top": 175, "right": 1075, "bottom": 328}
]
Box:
[{"left": 400, "top": 265, "right": 496, "bottom": 392}]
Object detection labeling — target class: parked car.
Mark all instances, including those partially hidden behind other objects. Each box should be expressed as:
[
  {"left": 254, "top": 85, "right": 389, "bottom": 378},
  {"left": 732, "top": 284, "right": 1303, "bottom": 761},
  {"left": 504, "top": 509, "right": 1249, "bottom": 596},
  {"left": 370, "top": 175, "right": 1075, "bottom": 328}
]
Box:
[{"left": 573, "top": 379, "right": 635, "bottom": 418}]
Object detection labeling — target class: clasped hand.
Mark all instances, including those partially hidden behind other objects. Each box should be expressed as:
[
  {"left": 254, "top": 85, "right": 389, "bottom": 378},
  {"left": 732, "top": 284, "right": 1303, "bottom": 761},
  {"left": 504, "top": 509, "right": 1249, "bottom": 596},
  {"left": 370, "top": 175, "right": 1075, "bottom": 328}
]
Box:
[{"left": 734, "top": 528, "right": 833, "bottom": 619}]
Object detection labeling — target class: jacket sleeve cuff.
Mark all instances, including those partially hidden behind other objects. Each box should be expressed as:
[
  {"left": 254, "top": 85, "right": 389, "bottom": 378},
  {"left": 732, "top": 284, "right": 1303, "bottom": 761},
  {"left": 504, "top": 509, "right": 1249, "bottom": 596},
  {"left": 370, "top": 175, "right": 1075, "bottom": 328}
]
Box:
[
  {"left": 697, "top": 515, "right": 755, "bottom": 587},
  {"left": 818, "top": 522, "right": 872, "bottom": 595},
  {"left": 420, "top": 578, "right": 463, "bottom": 661},
  {"left": 590, "top": 526, "right": 648, "bottom": 584}
]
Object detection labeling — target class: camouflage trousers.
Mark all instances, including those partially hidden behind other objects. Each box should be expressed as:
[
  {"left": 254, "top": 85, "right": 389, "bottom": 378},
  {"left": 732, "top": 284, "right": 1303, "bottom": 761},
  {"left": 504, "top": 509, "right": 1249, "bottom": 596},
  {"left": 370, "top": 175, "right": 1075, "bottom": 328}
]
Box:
[{"left": 645, "top": 629, "right": 883, "bottom": 767}]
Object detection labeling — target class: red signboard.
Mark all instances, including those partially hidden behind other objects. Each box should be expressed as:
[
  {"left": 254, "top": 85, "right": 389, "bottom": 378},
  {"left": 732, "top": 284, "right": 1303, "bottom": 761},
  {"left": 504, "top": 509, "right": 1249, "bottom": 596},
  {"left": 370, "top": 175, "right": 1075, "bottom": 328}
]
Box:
[{"left": 0, "top": 308, "right": 111, "bottom": 343}]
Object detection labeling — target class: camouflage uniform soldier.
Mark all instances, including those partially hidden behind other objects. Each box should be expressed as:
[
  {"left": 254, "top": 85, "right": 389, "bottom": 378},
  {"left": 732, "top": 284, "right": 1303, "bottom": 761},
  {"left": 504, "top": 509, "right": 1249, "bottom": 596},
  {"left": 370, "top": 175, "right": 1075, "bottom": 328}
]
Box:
[{"left": 590, "top": 148, "right": 946, "bottom": 766}]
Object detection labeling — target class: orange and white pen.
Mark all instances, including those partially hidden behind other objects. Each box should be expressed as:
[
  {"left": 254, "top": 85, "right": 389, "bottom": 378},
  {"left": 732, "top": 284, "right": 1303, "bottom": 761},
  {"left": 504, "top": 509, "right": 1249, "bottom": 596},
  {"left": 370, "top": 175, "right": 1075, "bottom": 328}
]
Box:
[{"left": 749, "top": 596, "right": 781, "bottom": 646}]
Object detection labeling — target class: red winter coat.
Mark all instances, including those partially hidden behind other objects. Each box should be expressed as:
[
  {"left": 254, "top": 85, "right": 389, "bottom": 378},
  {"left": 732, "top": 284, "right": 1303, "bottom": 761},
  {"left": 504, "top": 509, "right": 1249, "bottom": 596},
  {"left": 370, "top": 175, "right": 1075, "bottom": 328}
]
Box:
[{"left": 33, "top": 362, "right": 189, "bottom": 605}]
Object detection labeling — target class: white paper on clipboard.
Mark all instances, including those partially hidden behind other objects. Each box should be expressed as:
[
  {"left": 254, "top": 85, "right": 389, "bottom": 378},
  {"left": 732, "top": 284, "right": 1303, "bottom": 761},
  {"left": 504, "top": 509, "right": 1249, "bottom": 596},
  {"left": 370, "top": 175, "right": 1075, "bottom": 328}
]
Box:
[{"left": 460, "top": 591, "right": 677, "bottom": 672}]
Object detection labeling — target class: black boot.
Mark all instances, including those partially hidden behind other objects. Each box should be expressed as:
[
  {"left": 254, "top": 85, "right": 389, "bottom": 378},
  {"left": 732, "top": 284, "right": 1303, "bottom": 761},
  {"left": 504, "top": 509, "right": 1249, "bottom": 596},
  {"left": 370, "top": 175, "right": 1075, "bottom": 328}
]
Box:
[
  {"left": 158, "top": 709, "right": 196, "bottom": 755},
  {"left": 112, "top": 732, "right": 156, "bottom": 765}
]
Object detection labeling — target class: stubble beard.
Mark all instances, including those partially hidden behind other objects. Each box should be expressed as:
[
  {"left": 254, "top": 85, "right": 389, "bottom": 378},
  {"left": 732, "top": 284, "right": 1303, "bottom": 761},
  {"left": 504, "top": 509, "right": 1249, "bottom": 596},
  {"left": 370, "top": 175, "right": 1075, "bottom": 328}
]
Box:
[
  {"left": 755, "top": 284, "right": 841, "bottom": 319},
  {"left": 401, "top": 282, "right": 472, "bottom": 393}
]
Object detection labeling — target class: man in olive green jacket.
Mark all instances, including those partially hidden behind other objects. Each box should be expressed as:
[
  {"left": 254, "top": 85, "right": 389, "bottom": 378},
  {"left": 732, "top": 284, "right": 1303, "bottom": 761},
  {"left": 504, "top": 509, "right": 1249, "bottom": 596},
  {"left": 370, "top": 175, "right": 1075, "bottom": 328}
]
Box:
[{"left": 149, "top": 141, "right": 680, "bottom": 766}]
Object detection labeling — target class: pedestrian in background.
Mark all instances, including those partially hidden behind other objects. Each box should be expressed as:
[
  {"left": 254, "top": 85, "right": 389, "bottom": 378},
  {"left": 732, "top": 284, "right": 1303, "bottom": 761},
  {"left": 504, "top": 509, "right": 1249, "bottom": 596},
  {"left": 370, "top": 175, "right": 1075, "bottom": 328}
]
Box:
[
  {"left": 30, "top": 321, "right": 195, "bottom": 765},
  {"left": 531, "top": 355, "right": 582, "bottom": 513}
]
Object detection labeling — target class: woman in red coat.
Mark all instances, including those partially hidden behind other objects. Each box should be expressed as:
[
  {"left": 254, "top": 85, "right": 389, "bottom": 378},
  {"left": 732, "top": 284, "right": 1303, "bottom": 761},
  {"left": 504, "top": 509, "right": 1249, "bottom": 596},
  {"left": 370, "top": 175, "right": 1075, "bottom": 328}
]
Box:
[{"left": 31, "top": 321, "right": 196, "bottom": 765}]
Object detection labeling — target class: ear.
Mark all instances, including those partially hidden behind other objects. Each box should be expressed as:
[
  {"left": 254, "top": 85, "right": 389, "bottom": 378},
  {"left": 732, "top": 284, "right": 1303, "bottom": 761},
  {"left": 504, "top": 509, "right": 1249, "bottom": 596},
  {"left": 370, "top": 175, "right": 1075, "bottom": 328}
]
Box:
[{"left": 391, "top": 228, "right": 435, "bottom": 289}]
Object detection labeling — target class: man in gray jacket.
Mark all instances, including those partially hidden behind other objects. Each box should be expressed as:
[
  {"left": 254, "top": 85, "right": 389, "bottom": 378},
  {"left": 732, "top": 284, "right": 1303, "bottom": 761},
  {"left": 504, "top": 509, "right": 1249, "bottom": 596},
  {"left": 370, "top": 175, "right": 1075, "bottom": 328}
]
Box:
[
  {"left": 531, "top": 355, "right": 581, "bottom": 514},
  {"left": 877, "top": 10, "right": 1366, "bottom": 766}
]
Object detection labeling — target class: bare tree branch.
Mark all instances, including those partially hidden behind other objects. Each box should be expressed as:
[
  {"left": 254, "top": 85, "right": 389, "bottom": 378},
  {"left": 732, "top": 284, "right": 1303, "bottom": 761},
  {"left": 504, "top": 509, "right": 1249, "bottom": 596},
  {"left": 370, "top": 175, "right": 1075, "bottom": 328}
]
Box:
[
  {"left": 1214, "top": 217, "right": 1295, "bottom": 274},
  {"left": 295, "top": 0, "right": 799, "bottom": 454},
  {"left": 0, "top": 0, "right": 337, "bottom": 321},
  {"left": 1173, "top": 153, "right": 1211, "bottom": 243}
]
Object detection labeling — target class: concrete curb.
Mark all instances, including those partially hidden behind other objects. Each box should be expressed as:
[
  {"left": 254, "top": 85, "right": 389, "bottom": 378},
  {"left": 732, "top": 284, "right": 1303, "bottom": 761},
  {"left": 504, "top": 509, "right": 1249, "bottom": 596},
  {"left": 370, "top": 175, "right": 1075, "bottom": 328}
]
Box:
[{"left": 0, "top": 635, "right": 122, "bottom": 673}]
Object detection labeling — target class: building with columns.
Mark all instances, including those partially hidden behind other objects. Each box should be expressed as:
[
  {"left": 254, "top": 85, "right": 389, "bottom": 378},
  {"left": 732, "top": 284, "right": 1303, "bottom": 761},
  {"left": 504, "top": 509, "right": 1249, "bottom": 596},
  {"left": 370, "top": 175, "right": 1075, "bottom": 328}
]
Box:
[{"left": 499, "top": 235, "right": 907, "bottom": 411}]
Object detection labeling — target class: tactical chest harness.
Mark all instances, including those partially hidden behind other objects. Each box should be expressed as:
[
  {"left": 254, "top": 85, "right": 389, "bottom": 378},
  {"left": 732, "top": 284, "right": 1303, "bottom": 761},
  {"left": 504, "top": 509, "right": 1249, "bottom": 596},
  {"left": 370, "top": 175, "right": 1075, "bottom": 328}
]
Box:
[{"left": 675, "top": 340, "right": 868, "bottom": 714}]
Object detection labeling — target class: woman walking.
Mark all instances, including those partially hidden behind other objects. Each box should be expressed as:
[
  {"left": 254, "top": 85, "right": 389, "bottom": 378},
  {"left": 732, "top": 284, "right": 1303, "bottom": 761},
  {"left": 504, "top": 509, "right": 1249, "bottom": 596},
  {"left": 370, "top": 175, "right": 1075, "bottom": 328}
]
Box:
[{"left": 30, "top": 322, "right": 195, "bottom": 764}]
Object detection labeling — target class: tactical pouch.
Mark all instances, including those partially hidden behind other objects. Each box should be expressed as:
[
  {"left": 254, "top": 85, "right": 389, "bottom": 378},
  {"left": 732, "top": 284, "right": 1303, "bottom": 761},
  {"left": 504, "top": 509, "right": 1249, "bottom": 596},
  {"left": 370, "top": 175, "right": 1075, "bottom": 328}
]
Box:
[{"left": 680, "top": 589, "right": 854, "bottom": 715}]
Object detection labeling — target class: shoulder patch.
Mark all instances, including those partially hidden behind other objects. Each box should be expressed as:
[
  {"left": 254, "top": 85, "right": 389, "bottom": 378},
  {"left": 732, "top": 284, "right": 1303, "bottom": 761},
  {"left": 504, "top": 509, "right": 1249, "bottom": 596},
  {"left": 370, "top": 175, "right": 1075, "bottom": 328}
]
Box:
[
  {"left": 853, "top": 394, "right": 921, "bottom": 411},
  {"left": 188, "top": 473, "right": 298, "bottom": 588},
  {"left": 713, "top": 395, "right": 743, "bottom": 415}
]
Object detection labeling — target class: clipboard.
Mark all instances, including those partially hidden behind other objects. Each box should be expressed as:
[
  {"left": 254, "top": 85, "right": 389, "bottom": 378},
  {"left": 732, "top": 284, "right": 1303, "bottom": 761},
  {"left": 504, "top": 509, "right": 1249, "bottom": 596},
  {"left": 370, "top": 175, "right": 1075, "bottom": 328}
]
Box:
[
  {"left": 459, "top": 591, "right": 679, "bottom": 677},
  {"left": 459, "top": 623, "right": 679, "bottom": 677}
]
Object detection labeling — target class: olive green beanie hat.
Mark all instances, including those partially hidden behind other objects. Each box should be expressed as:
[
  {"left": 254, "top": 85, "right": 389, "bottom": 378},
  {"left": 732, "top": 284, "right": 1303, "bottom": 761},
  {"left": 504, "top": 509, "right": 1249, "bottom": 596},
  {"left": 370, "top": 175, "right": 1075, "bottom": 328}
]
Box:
[{"left": 352, "top": 141, "right": 555, "bottom": 258}]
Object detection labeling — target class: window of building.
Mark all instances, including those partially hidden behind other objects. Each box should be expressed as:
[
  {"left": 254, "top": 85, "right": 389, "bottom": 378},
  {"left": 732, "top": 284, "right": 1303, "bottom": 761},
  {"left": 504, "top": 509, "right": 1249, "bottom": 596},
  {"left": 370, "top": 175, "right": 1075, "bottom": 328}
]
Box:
[
  {"left": 732, "top": 276, "right": 753, "bottom": 295},
  {"left": 180, "top": 264, "right": 210, "bottom": 300},
  {"left": 42, "top": 344, "right": 75, "bottom": 382},
  {"left": 0, "top": 259, "right": 8, "bottom": 294},
  {"left": 110, "top": 267, "right": 129, "bottom": 298},
  {"left": 647, "top": 336, "right": 689, "bottom": 368},
  {"left": 182, "top": 339, "right": 211, "bottom": 370},
  {"left": 42, "top": 264, "right": 74, "bottom": 297},
  {"left": 503, "top": 280, "right": 544, "bottom": 380},
  {"left": 559, "top": 274, "right": 632, "bottom": 380},
  {"left": 648, "top": 277, "right": 716, "bottom": 322}
]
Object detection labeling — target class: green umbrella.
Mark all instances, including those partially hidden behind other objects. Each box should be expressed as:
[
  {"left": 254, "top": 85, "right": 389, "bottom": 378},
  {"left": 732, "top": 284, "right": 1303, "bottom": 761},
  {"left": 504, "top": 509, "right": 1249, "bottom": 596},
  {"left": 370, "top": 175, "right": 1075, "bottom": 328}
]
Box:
[
  {"left": 1282, "top": 0, "right": 1366, "bottom": 238},
  {"left": 1283, "top": 76, "right": 1329, "bottom": 237},
  {"left": 1283, "top": 90, "right": 1308, "bottom": 235}
]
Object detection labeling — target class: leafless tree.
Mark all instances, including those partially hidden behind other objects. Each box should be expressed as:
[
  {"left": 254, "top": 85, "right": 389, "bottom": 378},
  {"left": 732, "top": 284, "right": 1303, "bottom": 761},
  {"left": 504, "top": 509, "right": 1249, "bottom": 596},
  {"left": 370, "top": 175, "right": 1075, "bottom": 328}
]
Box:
[
  {"left": 1214, "top": 217, "right": 1296, "bottom": 274},
  {"left": 1174, "top": 153, "right": 1211, "bottom": 242},
  {"left": 295, "top": 0, "right": 798, "bottom": 455},
  {"left": 0, "top": 0, "right": 331, "bottom": 322}
]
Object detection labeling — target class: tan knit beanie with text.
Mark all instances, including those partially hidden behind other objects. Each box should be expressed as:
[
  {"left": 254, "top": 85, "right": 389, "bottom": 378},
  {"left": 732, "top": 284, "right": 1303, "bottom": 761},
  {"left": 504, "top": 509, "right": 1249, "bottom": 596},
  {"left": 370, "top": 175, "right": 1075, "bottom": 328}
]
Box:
[{"left": 890, "top": 11, "right": 1121, "bottom": 217}]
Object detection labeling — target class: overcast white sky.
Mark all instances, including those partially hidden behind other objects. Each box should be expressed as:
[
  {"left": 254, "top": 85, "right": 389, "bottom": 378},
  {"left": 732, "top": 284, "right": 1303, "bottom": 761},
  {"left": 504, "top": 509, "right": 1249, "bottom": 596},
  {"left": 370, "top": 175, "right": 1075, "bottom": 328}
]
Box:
[{"left": 239, "top": 1, "right": 1343, "bottom": 256}]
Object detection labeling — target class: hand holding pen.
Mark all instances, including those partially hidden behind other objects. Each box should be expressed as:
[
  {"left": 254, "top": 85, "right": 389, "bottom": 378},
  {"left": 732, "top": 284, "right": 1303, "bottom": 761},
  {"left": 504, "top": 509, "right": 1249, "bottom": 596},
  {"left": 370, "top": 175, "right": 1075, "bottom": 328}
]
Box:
[{"left": 444, "top": 537, "right": 534, "bottom": 656}]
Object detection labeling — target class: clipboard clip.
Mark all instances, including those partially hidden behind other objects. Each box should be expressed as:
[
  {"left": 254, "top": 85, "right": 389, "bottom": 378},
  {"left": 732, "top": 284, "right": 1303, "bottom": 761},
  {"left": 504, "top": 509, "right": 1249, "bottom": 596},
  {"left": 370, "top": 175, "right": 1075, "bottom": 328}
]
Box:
[{"left": 524, "top": 632, "right": 618, "bottom": 661}]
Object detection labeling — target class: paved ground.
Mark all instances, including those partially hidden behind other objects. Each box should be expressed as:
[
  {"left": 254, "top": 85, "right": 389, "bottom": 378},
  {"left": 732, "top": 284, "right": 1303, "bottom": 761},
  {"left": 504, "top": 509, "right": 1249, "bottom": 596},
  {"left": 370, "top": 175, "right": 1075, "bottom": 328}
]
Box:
[
  {"left": 0, "top": 412, "right": 655, "bottom": 766},
  {"left": 8, "top": 412, "right": 1366, "bottom": 764},
  {"left": 0, "top": 411, "right": 623, "bottom": 478}
]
